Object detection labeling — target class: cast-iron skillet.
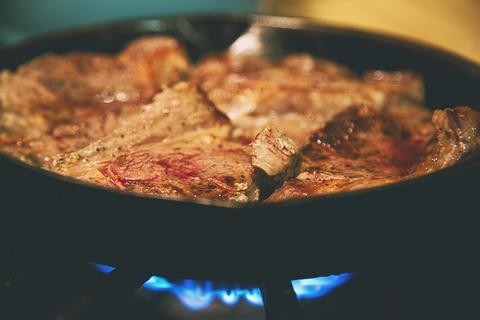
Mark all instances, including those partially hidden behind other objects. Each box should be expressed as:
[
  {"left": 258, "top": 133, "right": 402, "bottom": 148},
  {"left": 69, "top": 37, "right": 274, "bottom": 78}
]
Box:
[{"left": 2, "top": 14, "right": 480, "bottom": 282}]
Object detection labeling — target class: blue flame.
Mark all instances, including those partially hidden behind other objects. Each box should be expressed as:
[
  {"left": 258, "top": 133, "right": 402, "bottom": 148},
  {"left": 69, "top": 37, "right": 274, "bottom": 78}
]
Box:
[{"left": 92, "top": 263, "right": 351, "bottom": 310}]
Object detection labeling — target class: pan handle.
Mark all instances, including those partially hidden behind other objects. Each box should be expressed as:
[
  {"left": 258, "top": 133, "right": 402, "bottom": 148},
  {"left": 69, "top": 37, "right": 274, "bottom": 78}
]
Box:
[{"left": 51, "top": 268, "right": 150, "bottom": 320}]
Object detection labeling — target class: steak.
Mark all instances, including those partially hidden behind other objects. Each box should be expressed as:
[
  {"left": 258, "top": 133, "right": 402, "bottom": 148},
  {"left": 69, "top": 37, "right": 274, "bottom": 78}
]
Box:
[
  {"left": 52, "top": 82, "right": 229, "bottom": 170},
  {"left": 412, "top": 106, "right": 480, "bottom": 176},
  {"left": 54, "top": 125, "right": 298, "bottom": 202},
  {"left": 268, "top": 105, "right": 480, "bottom": 201},
  {"left": 51, "top": 82, "right": 299, "bottom": 202},
  {"left": 0, "top": 36, "right": 189, "bottom": 163},
  {"left": 1, "top": 38, "right": 479, "bottom": 203},
  {"left": 192, "top": 53, "right": 424, "bottom": 146}
]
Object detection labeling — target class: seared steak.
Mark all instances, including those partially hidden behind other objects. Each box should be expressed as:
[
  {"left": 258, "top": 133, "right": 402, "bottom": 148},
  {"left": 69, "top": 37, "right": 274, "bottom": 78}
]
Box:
[
  {"left": 51, "top": 82, "right": 299, "bottom": 202},
  {"left": 268, "top": 105, "right": 480, "bottom": 201},
  {"left": 52, "top": 82, "right": 229, "bottom": 170},
  {"left": 1, "top": 37, "right": 479, "bottom": 203},
  {"left": 54, "top": 125, "right": 298, "bottom": 202},
  {"left": 192, "top": 53, "right": 424, "bottom": 146},
  {"left": 0, "top": 36, "right": 189, "bottom": 163},
  {"left": 412, "top": 106, "right": 480, "bottom": 176}
]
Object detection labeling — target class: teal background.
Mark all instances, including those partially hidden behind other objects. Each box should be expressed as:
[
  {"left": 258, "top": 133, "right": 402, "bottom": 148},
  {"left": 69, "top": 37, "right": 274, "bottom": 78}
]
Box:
[{"left": 0, "top": 0, "right": 259, "bottom": 46}]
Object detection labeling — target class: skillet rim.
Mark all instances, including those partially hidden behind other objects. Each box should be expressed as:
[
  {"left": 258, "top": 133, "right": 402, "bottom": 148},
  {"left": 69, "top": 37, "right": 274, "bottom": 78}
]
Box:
[{"left": 1, "top": 12, "right": 479, "bottom": 210}]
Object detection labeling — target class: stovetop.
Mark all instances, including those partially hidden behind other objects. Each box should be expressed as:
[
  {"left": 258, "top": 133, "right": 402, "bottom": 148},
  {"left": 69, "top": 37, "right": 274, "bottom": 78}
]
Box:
[{"left": 2, "top": 233, "right": 479, "bottom": 320}]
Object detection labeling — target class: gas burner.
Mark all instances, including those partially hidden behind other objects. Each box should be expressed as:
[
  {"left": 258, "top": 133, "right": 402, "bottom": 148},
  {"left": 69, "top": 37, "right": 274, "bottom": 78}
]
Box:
[
  {"left": 93, "top": 263, "right": 352, "bottom": 311},
  {"left": 6, "top": 251, "right": 480, "bottom": 320}
]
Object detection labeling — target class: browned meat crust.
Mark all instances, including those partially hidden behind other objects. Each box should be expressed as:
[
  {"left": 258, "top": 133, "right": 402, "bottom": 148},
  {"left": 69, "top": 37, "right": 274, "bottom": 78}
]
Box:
[{"left": 268, "top": 105, "right": 480, "bottom": 201}]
